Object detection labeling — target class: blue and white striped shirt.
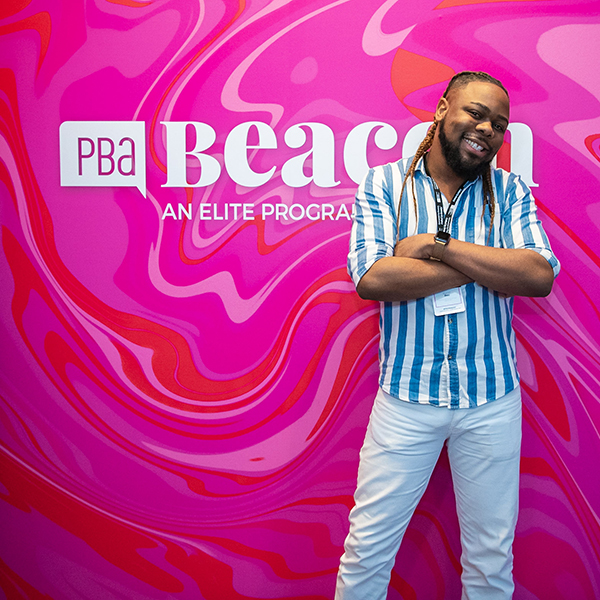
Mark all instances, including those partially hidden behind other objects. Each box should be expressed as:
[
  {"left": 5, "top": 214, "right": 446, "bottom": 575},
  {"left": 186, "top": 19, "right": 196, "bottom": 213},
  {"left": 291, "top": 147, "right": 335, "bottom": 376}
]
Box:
[{"left": 348, "top": 157, "right": 560, "bottom": 409}]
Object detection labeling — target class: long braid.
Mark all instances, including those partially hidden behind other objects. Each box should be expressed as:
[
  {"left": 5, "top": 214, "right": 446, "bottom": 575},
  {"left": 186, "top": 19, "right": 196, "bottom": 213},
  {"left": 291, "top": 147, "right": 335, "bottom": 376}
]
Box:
[
  {"left": 482, "top": 164, "right": 495, "bottom": 243},
  {"left": 396, "top": 122, "right": 437, "bottom": 239}
]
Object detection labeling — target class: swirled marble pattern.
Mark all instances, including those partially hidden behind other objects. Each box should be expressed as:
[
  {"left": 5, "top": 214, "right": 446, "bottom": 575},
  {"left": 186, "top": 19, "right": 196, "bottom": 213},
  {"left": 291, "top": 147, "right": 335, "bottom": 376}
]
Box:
[{"left": 0, "top": 1, "right": 599, "bottom": 598}]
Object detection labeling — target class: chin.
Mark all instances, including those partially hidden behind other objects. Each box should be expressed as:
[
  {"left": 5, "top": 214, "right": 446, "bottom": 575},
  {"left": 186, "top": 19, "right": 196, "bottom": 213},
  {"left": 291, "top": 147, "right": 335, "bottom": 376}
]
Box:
[{"left": 453, "top": 156, "right": 490, "bottom": 180}]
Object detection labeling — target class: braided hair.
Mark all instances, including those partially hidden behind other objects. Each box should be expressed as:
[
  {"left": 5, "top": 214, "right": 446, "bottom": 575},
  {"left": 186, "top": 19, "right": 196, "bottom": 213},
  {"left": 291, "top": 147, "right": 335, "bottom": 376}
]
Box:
[{"left": 398, "top": 71, "right": 508, "bottom": 241}]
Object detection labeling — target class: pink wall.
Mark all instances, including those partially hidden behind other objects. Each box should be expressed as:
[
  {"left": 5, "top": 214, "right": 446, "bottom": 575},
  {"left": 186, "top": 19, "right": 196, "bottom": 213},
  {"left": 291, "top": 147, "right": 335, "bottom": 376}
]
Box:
[{"left": 0, "top": 0, "right": 599, "bottom": 598}]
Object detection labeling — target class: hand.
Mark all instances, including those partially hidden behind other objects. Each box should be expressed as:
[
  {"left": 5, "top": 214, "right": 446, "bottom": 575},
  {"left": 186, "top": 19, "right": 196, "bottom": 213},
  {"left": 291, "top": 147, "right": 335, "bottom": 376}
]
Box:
[{"left": 394, "top": 234, "right": 435, "bottom": 260}]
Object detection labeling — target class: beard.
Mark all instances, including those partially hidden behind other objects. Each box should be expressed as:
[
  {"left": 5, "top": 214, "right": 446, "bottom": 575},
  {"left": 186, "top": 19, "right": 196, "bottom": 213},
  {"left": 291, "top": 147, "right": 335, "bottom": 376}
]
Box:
[{"left": 438, "top": 118, "right": 491, "bottom": 180}]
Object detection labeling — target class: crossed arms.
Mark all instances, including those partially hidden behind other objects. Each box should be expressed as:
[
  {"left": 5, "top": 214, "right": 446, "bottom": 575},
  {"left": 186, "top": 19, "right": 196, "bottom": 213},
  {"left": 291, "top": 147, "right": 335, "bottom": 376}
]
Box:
[
  {"left": 350, "top": 165, "right": 559, "bottom": 303},
  {"left": 356, "top": 233, "right": 555, "bottom": 302}
]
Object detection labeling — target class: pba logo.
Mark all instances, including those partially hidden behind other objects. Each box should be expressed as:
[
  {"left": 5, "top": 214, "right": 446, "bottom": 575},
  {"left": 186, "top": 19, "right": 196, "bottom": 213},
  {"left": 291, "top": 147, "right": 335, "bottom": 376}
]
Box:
[
  {"left": 60, "top": 122, "right": 146, "bottom": 196},
  {"left": 59, "top": 120, "right": 537, "bottom": 200}
]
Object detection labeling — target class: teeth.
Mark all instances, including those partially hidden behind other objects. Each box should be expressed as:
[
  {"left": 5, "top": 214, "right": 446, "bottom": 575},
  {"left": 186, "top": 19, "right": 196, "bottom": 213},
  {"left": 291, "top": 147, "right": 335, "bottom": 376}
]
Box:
[{"left": 465, "top": 138, "right": 484, "bottom": 152}]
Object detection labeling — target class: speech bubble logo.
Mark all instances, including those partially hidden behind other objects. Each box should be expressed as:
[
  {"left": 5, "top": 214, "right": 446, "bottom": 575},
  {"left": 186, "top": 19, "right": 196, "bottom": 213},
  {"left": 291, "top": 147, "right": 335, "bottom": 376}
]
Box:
[{"left": 60, "top": 121, "right": 146, "bottom": 197}]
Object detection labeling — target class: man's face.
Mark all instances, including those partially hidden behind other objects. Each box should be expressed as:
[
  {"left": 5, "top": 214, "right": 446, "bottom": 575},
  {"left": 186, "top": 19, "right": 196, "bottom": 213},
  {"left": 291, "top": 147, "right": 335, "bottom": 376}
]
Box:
[{"left": 435, "top": 81, "right": 510, "bottom": 179}]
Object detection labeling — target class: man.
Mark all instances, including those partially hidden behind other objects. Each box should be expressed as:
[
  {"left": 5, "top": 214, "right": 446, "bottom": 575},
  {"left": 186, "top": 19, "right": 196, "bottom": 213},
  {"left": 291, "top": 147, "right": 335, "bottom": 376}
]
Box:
[{"left": 336, "top": 72, "right": 560, "bottom": 599}]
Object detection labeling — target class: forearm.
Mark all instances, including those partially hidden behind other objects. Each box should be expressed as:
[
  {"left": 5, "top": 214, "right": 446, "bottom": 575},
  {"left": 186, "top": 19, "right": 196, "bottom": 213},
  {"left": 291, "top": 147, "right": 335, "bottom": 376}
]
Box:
[
  {"left": 442, "top": 239, "right": 554, "bottom": 297},
  {"left": 356, "top": 232, "right": 556, "bottom": 301},
  {"left": 357, "top": 256, "right": 473, "bottom": 302}
]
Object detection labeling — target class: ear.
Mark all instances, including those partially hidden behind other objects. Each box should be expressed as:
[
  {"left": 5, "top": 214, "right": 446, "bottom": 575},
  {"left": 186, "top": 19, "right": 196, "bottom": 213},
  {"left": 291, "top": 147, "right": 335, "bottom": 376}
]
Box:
[{"left": 435, "top": 97, "right": 449, "bottom": 122}]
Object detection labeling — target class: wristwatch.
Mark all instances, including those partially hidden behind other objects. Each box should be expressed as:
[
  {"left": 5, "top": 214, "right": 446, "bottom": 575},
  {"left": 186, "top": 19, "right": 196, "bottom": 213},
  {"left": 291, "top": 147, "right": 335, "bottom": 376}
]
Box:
[{"left": 430, "top": 231, "right": 450, "bottom": 261}]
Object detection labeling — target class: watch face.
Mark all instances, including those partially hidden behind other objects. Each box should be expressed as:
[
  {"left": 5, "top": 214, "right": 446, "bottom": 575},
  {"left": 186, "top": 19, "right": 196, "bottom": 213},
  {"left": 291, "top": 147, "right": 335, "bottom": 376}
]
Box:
[{"left": 435, "top": 231, "right": 451, "bottom": 244}]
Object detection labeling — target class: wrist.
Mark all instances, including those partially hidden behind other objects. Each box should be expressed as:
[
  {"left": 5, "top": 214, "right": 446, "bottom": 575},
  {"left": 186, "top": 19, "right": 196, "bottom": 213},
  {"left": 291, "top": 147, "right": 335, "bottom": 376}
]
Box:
[{"left": 430, "top": 231, "right": 450, "bottom": 262}]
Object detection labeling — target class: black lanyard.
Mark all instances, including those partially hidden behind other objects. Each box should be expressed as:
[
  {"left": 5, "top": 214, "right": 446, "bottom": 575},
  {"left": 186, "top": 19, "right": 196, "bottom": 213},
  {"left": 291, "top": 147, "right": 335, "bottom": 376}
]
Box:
[
  {"left": 432, "top": 181, "right": 465, "bottom": 234},
  {"left": 423, "top": 155, "right": 466, "bottom": 234}
]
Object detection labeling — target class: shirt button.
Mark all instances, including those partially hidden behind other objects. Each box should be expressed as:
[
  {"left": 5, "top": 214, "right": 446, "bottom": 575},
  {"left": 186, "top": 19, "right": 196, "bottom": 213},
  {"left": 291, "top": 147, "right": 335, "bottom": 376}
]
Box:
[
  {"left": 448, "top": 318, "right": 453, "bottom": 324},
  {"left": 448, "top": 355, "right": 453, "bottom": 360}
]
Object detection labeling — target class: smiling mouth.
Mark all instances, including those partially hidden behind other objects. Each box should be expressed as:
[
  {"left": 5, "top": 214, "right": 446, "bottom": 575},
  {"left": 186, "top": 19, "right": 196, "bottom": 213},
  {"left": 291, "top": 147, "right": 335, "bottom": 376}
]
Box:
[{"left": 463, "top": 137, "right": 487, "bottom": 154}]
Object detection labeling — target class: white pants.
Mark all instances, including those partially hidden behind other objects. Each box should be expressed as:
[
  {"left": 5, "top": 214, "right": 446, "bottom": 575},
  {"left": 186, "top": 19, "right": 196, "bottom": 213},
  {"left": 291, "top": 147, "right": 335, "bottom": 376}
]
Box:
[{"left": 336, "top": 387, "right": 522, "bottom": 600}]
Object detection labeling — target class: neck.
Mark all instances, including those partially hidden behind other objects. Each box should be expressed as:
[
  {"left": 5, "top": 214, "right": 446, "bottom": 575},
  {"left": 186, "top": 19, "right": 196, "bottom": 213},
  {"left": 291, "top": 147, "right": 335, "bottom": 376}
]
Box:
[{"left": 424, "top": 146, "right": 466, "bottom": 200}]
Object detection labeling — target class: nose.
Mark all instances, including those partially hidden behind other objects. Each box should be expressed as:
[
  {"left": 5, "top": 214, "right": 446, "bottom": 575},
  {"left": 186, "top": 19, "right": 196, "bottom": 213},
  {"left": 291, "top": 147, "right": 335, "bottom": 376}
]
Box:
[{"left": 476, "top": 120, "right": 493, "bottom": 136}]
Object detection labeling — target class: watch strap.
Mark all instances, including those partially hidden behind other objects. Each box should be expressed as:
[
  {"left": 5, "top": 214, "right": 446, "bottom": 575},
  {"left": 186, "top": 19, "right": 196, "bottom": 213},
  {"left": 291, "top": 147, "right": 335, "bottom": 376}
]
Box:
[{"left": 430, "top": 232, "right": 450, "bottom": 262}]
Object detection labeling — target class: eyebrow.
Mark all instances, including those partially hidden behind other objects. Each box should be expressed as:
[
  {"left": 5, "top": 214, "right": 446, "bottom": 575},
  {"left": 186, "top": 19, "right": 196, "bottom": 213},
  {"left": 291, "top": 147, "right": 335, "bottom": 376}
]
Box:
[{"left": 469, "top": 102, "right": 509, "bottom": 124}]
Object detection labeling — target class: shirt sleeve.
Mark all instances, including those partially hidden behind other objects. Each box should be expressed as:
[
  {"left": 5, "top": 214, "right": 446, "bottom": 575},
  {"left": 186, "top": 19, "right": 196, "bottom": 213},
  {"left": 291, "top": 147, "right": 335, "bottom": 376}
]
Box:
[
  {"left": 347, "top": 164, "right": 399, "bottom": 288},
  {"left": 500, "top": 172, "right": 561, "bottom": 278}
]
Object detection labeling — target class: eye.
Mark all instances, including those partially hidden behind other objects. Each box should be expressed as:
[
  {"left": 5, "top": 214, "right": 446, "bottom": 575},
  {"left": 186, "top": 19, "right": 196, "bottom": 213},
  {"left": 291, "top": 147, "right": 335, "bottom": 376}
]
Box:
[
  {"left": 493, "top": 123, "right": 506, "bottom": 133},
  {"left": 468, "top": 110, "right": 481, "bottom": 118}
]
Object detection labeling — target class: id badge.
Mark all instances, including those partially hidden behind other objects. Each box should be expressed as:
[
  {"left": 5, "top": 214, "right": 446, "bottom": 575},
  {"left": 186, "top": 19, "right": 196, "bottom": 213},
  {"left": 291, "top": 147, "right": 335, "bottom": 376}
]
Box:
[{"left": 433, "top": 287, "right": 466, "bottom": 316}]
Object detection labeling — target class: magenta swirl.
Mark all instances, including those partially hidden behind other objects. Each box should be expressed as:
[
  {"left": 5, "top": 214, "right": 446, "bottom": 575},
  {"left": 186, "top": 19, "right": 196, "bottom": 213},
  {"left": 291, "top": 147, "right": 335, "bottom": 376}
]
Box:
[{"left": 0, "top": 1, "right": 599, "bottom": 598}]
